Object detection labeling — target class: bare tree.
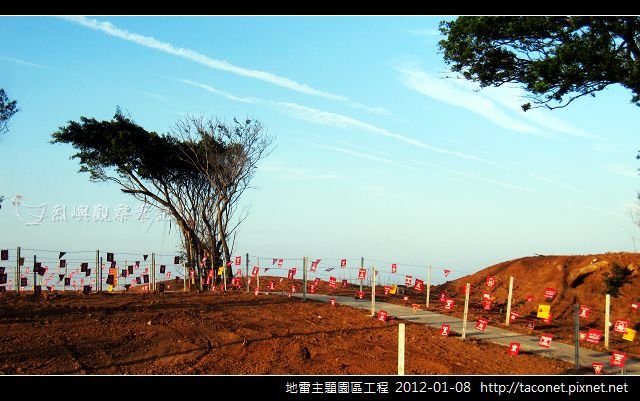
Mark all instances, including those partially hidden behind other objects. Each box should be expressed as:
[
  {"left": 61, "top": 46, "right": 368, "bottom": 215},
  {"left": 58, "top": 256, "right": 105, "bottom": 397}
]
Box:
[{"left": 173, "top": 116, "right": 274, "bottom": 277}]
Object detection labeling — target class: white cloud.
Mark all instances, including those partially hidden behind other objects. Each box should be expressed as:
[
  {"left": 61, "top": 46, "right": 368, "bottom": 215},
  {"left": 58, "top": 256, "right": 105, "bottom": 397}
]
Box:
[
  {"left": 311, "top": 143, "right": 393, "bottom": 165},
  {"left": 260, "top": 160, "right": 336, "bottom": 181},
  {"left": 398, "top": 66, "right": 542, "bottom": 136},
  {"left": 61, "top": 16, "right": 386, "bottom": 114},
  {"left": 528, "top": 173, "right": 577, "bottom": 192},
  {"left": 274, "top": 101, "right": 504, "bottom": 168},
  {"left": 0, "top": 55, "right": 46, "bottom": 69},
  {"left": 178, "top": 79, "right": 259, "bottom": 104},
  {"left": 409, "top": 28, "right": 441, "bottom": 37},
  {"left": 412, "top": 159, "right": 533, "bottom": 193},
  {"left": 142, "top": 91, "right": 170, "bottom": 102},
  {"left": 603, "top": 164, "right": 638, "bottom": 178}
]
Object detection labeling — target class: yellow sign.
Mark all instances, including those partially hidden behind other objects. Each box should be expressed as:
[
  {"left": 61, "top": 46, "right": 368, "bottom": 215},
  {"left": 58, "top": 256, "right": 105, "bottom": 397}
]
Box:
[
  {"left": 623, "top": 328, "right": 636, "bottom": 342},
  {"left": 537, "top": 304, "right": 551, "bottom": 319},
  {"left": 218, "top": 266, "right": 225, "bottom": 275},
  {"left": 389, "top": 284, "right": 397, "bottom": 295},
  {"left": 107, "top": 285, "right": 113, "bottom": 292}
]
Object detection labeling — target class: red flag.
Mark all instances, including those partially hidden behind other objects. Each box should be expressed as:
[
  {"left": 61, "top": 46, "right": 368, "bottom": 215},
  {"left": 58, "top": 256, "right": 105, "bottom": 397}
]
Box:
[{"left": 404, "top": 275, "right": 412, "bottom": 286}]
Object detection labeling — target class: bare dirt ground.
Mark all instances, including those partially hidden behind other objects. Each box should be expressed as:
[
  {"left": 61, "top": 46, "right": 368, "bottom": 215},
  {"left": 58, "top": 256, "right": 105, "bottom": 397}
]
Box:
[{"left": 0, "top": 291, "right": 574, "bottom": 375}]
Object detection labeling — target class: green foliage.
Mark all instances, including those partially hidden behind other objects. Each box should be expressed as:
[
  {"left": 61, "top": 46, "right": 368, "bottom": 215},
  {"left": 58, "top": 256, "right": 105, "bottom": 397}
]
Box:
[
  {"left": 0, "top": 88, "right": 19, "bottom": 135},
  {"left": 439, "top": 17, "right": 640, "bottom": 110},
  {"left": 603, "top": 263, "right": 632, "bottom": 297}
]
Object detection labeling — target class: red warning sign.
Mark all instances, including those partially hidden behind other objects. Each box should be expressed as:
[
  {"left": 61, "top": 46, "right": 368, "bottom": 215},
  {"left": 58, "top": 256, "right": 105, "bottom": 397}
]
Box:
[
  {"left": 358, "top": 269, "right": 366, "bottom": 280},
  {"left": 440, "top": 324, "right": 450, "bottom": 336},
  {"left": 414, "top": 279, "right": 424, "bottom": 292},
  {"left": 439, "top": 292, "right": 447, "bottom": 303},
  {"left": 341, "top": 279, "right": 349, "bottom": 288},
  {"left": 613, "top": 320, "right": 629, "bottom": 334},
  {"left": 252, "top": 266, "right": 259, "bottom": 276},
  {"left": 391, "top": 263, "right": 397, "bottom": 273},
  {"left": 539, "top": 334, "right": 553, "bottom": 348},
  {"left": 383, "top": 286, "right": 390, "bottom": 295},
  {"left": 330, "top": 298, "right": 336, "bottom": 306},
  {"left": 475, "top": 318, "right": 488, "bottom": 332},
  {"left": 268, "top": 281, "right": 275, "bottom": 290},
  {"left": 508, "top": 342, "right": 520, "bottom": 356},
  {"left": 357, "top": 291, "right": 364, "bottom": 299},
  {"left": 579, "top": 305, "right": 590, "bottom": 319},
  {"left": 610, "top": 351, "right": 627, "bottom": 368},
  {"left": 340, "top": 259, "right": 347, "bottom": 268},
  {"left": 486, "top": 276, "right": 495, "bottom": 288},
  {"left": 309, "top": 284, "right": 316, "bottom": 294},
  {"left": 586, "top": 329, "right": 602, "bottom": 344},
  {"left": 378, "top": 310, "right": 388, "bottom": 322},
  {"left": 287, "top": 270, "right": 294, "bottom": 280},
  {"left": 483, "top": 299, "right": 492, "bottom": 311},
  {"left": 443, "top": 269, "right": 450, "bottom": 277},
  {"left": 509, "top": 311, "right": 519, "bottom": 322},
  {"left": 235, "top": 256, "right": 241, "bottom": 266},
  {"left": 592, "top": 362, "right": 603, "bottom": 375},
  {"left": 328, "top": 277, "right": 337, "bottom": 288},
  {"left": 544, "top": 288, "right": 557, "bottom": 300},
  {"left": 444, "top": 298, "right": 455, "bottom": 310}
]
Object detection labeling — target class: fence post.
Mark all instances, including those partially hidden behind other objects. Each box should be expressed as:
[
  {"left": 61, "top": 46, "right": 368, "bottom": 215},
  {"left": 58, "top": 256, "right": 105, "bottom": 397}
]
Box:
[
  {"left": 303, "top": 256, "right": 308, "bottom": 301},
  {"left": 95, "top": 250, "right": 100, "bottom": 292},
  {"left": 398, "top": 323, "right": 405, "bottom": 375},
  {"left": 151, "top": 253, "right": 156, "bottom": 292},
  {"left": 245, "top": 253, "right": 250, "bottom": 293},
  {"left": 183, "top": 261, "right": 187, "bottom": 292},
  {"left": 257, "top": 258, "right": 260, "bottom": 291},
  {"left": 426, "top": 264, "right": 431, "bottom": 309},
  {"left": 16, "top": 246, "right": 21, "bottom": 294},
  {"left": 505, "top": 276, "right": 514, "bottom": 326},
  {"left": 360, "top": 256, "right": 364, "bottom": 294},
  {"left": 32, "top": 255, "right": 36, "bottom": 293},
  {"left": 370, "top": 266, "right": 376, "bottom": 316},
  {"left": 604, "top": 294, "right": 611, "bottom": 349},
  {"left": 462, "top": 282, "right": 470, "bottom": 340},
  {"left": 574, "top": 303, "right": 580, "bottom": 370}
]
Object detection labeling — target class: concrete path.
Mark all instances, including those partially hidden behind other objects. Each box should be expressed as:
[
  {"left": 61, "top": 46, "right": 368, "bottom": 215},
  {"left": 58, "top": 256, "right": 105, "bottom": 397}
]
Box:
[{"left": 298, "top": 293, "right": 639, "bottom": 375}]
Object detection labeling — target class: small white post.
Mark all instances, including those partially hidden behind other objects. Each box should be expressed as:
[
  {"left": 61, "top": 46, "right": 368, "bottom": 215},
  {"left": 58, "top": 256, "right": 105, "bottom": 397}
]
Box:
[
  {"left": 426, "top": 264, "right": 431, "bottom": 309},
  {"left": 604, "top": 294, "right": 611, "bottom": 349},
  {"left": 505, "top": 276, "right": 514, "bottom": 326},
  {"left": 398, "top": 323, "right": 405, "bottom": 375},
  {"left": 462, "top": 282, "right": 470, "bottom": 340},
  {"left": 370, "top": 266, "right": 376, "bottom": 316}
]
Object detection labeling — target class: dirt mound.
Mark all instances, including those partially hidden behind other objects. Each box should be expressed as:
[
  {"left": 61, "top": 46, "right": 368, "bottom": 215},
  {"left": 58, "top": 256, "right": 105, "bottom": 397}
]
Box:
[{"left": 431, "top": 252, "right": 640, "bottom": 356}]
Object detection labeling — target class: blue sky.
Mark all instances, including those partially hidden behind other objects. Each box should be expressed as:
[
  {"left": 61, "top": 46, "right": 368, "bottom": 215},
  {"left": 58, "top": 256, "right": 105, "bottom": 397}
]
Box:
[{"left": 1, "top": 16, "right": 639, "bottom": 283}]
